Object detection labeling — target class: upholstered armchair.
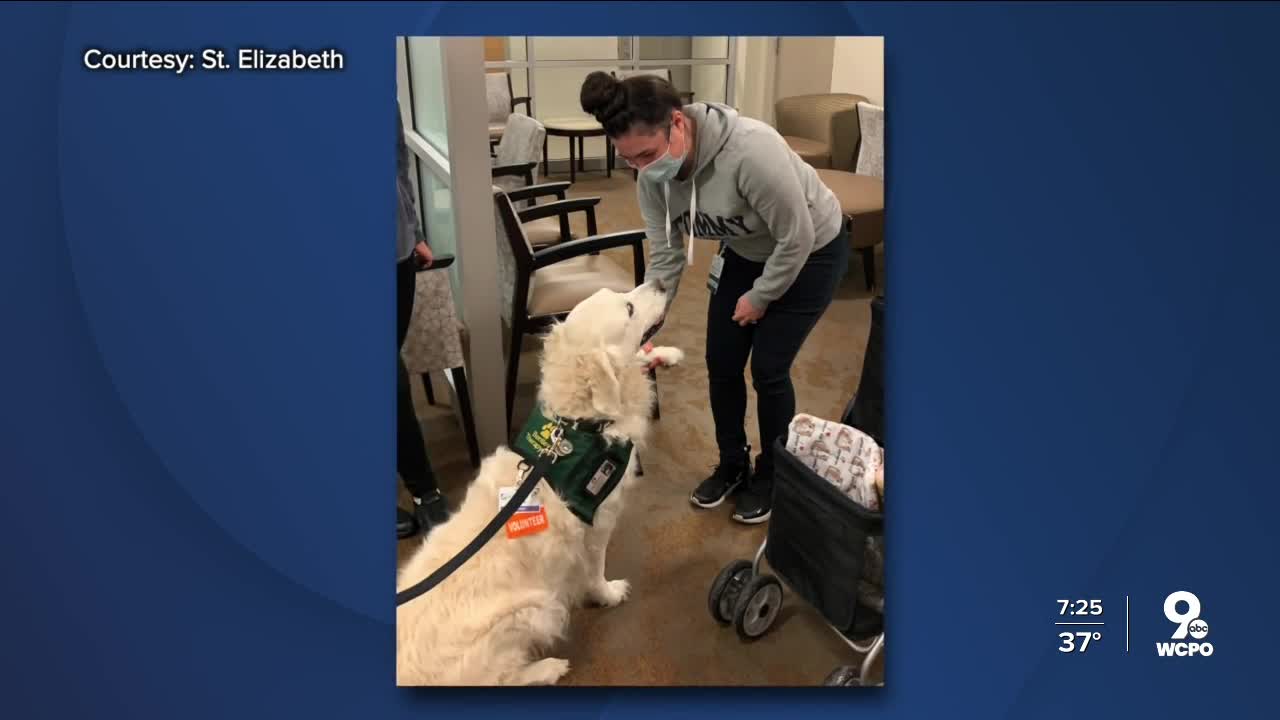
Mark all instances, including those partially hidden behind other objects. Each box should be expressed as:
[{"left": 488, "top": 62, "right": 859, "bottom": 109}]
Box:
[
  {"left": 815, "top": 101, "right": 885, "bottom": 291},
  {"left": 775, "top": 93, "right": 865, "bottom": 171}
]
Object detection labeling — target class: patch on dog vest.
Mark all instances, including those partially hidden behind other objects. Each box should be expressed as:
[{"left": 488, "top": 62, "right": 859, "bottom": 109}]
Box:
[{"left": 512, "top": 405, "right": 633, "bottom": 526}]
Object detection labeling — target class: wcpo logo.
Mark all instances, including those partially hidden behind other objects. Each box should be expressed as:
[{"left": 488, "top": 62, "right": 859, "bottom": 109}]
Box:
[{"left": 1156, "top": 591, "right": 1213, "bottom": 657}]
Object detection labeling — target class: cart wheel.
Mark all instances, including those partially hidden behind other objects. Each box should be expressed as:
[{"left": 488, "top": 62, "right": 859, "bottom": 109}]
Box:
[
  {"left": 733, "top": 574, "right": 784, "bottom": 640},
  {"left": 823, "top": 666, "right": 862, "bottom": 686},
  {"left": 708, "top": 560, "right": 753, "bottom": 624}
]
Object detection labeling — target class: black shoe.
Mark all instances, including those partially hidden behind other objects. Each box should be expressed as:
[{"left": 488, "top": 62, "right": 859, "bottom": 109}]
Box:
[
  {"left": 690, "top": 447, "right": 752, "bottom": 509},
  {"left": 397, "top": 506, "right": 419, "bottom": 539},
  {"left": 732, "top": 463, "right": 773, "bottom": 525},
  {"left": 414, "top": 491, "right": 451, "bottom": 532}
]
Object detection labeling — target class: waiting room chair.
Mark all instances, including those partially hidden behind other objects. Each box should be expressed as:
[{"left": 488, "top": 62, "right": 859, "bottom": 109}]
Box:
[
  {"left": 775, "top": 93, "right": 865, "bottom": 171},
  {"left": 486, "top": 72, "right": 533, "bottom": 155},
  {"left": 403, "top": 262, "right": 481, "bottom": 468},
  {"left": 493, "top": 185, "right": 657, "bottom": 434},
  {"left": 815, "top": 101, "right": 884, "bottom": 291},
  {"left": 490, "top": 113, "right": 578, "bottom": 249}
]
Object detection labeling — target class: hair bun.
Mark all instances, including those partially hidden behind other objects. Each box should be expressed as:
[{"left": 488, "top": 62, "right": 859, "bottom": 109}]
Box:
[{"left": 580, "top": 71, "right": 624, "bottom": 123}]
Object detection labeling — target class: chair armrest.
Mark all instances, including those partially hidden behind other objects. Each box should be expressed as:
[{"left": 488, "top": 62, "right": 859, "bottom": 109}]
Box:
[
  {"left": 413, "top": 255, "right": 456, "bottom": 272},
  {"left": 517, "top": 197, "right": 601, "bottom": 224},
  {"left": 492, "top": 161, "right": 536, "bottom": 177},
  {"left": 520, "top": 197, "right": 600, "bottom": 242},
  {"left": 533, "top": 230, "right": 646, "bottom": 269},
  {"left": 507, "top": 181, "right": 570, "bottom": 205},
  {"left": 679, "top": 91, "right": 695, "bottom": 104},
  {"left": 492, "top": 162, "right": 537, "bottom": 188},
  {"left": 512, "top": 96, "right": 532, "bottom": 114}
]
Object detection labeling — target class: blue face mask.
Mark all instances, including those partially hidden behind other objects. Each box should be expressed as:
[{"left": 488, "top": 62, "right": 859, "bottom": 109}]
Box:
[{"left": 640, "top": 122, "right": 688, "bottom": 184}]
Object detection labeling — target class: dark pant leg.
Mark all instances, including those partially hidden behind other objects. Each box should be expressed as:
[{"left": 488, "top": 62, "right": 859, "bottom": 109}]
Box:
[
  {"left": 706, "top": 247, "right": 764, "bottom": 467},
  {"left": 748, "top": 234, "right": 851, "bottom": 479},
  {"left": 396, "top": 258, "right": 438, "bottom": 498}
]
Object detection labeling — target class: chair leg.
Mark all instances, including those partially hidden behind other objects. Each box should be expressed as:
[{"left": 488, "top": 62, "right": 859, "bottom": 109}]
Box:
[
  {"left": 505, "top": 324, "right": 524, "bottom": 435},
  {"left": 861, "top": 246, "right": 877, "bottom": 290},
  {"left": 422, "top": 372, "right": 435, "bottom": 406},
  {"left": 568, "top": 136, "right": 576, "bottom": 184},
  {"left": 450, "top": 367, "right": 480, "bottom": 468},
  {"left": 635, "top": 451, "right": 644, "bottom": 477}
]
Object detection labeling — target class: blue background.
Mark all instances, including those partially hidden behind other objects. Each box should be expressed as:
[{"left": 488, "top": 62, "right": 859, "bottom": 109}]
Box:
[{"left": 2, "top": 1, "right": 1277, "bottom": 717}]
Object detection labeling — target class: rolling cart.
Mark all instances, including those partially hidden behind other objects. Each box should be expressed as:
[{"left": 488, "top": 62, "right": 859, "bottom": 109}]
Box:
[{"left": 706, "top": 297, "right": 886, "bottom": 687}]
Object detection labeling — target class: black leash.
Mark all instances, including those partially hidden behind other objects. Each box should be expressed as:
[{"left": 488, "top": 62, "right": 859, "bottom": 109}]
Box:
[{"left": 395, "top": 450, "right": 553, "bottom": 607}]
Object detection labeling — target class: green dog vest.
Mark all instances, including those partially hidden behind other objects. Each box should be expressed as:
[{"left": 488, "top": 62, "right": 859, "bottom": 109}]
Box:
[{"left": 511, "top": 405, "right": 634, "bottom": 526}]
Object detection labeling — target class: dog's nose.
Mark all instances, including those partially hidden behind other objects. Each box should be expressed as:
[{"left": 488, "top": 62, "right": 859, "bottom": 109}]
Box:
[{"left": 651, "top": 278, "right": 666, "bottom": 293}]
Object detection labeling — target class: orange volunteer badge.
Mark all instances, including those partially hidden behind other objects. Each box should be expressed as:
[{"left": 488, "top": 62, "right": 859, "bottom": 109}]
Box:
[{"left": 498, "top": 486, "right": 549, "bottom": 539}]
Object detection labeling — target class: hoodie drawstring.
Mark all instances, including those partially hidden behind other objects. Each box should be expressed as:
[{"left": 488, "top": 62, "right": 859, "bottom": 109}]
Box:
[{"left": 664, "top": 180, "right": 698, "bottom": 266}]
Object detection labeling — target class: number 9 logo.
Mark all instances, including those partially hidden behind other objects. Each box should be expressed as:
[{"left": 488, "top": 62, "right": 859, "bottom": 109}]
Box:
[{"left": 1164, "top": 591, "right": 1200, "bottom": 639}]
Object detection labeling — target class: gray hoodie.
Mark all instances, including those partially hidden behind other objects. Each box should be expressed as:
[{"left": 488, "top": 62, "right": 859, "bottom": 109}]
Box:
[{"left": 639, "top": 102, "right": 844, "bottom": 311}]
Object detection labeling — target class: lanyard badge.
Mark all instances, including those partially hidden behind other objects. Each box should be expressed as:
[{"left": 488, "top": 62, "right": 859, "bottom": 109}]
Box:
[{"left": 708, "top": 244, "right": 725, "bottom": 293}]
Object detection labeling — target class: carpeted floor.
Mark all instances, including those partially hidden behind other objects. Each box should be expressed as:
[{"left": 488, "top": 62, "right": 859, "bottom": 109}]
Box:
[{"left": 398, "top": 167, "right": 883, "bottom": 686}]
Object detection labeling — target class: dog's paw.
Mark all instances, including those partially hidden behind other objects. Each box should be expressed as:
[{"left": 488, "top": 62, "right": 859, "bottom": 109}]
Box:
[
  {"left": 648, "top": 346, "right": 684, "bottom": 367},
  {"left": 589, "top": 578, "right": 631, "bottom": 608},
  {"left": 520, "top": 657, "right": 571, "bottom": 686}
]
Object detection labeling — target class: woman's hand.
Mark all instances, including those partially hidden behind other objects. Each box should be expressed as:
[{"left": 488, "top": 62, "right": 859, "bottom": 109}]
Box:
[
  {"left": 414, "top": 241, "right": 433, "bottom": 268},
  {"left": 731, "top": 294, "right": 764, "bottom": 326}
]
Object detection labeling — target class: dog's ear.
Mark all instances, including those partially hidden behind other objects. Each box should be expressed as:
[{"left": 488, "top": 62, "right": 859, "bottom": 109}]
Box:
[{"left": 586, "top": 347, "right": 623, "bottom": 418}]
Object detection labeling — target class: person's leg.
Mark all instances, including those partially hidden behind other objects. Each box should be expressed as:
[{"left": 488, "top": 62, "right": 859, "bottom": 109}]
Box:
[
  {"left": 396, "top": 259, "right": 448, "bottom": 535},
  {"left": 397, "top": 256, "right": 415, "bottom": 349},
  {"left": 397, "top": 352, "right": 439, "bottom": 500},
  {"left": 733, "top": 235, "right": 851, "bottom": 524},
  {"left": 691, "top": 248, "right": 762, "bottom": 508}
]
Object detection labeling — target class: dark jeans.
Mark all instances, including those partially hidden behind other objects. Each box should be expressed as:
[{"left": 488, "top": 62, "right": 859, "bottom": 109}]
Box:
[
  {"left": 706, "top": 231, "right": 850, "bottom": 481},
  {"left": 397, "top": 257, "right": 438, "bottom": 499}
]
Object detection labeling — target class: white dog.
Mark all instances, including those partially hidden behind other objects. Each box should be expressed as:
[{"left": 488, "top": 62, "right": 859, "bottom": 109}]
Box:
[{"left": 396, "top": 280, "right": 682, "bottom": 686}]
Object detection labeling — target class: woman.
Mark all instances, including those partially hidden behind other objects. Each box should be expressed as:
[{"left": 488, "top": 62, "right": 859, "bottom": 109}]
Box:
[
  {"left": 580, "top": 72, "right": 850, "bottom": 524},
  {"left": 396, "top": 102, "right": 450, "bottom": 538}
]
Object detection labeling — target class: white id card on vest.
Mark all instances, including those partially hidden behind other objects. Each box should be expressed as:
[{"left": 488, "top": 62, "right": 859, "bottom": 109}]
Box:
[{"left": 708, "top": 247, "right": 725, "bottom": 293}]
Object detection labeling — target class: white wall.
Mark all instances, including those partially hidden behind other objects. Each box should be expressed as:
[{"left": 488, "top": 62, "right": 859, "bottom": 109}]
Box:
[
  {"left": 775, "top": 37, "right": 836, "bottom": 100},
  {"left": 830, "top": 36, "right": 884, "bottom": 106},
  {"left": 690, "top": 65, "right": 727, "bottom": 105},
  {"left": 525, "top": 37, "right": 618, "bottom": 163},
  {"left": 690, "top": 36, "right": 728, "bottom": 105},
  {"left": 770, "top": 36, "right": 884, "bottom": 111}
]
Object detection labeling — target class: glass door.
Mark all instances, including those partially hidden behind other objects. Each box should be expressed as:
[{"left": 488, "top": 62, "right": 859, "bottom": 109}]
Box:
[{"left": 397, "top": 36, "right": 506, "bottom": 454}]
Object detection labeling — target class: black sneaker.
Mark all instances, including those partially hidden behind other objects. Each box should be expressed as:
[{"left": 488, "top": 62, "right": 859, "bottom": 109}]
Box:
[
  {"left": 397, "top": 506, "right": 419, "bottom": 539},
  {"left": 732, "top": 465, "right": 773, "bottom": 525},
  {"left": 414, "top": 491, "right": 451, "bottom": 533},
  {"left": 690, "top": 448, "right": 752, "bottom": 509}
]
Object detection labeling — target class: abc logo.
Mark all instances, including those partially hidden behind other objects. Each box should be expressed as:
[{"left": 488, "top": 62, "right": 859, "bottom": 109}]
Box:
[{"left": 1156, "top": 591, "right": 1213, "bottom": 657}]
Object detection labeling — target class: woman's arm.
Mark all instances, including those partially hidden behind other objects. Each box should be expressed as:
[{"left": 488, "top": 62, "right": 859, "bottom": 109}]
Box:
[
  {"left": 637, "top": 180, "right": 687, "bottom": 306},
  {"left": 736, "top": 135, "right": 818, "bottom": 312},
  {"left": 397, "top": 107, "right": 426, "bottom": 246}
]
